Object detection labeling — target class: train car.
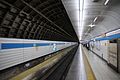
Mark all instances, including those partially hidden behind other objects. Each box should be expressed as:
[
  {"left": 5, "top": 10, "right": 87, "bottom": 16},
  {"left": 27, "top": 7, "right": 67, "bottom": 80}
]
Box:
[{"left": 0, "top": 38, "right": 77, "bottom": 70}]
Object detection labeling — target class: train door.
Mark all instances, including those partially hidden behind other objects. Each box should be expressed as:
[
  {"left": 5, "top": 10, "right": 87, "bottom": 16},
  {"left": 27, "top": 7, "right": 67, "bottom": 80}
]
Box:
[{"left": 108, "top": 39, "right": 118, "bottom": 71}]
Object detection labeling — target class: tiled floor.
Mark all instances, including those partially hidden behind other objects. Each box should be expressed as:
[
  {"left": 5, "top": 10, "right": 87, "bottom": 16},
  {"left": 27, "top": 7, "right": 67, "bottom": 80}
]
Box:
[
  {"left": 83, "top": 47, "right": 120, "bottom": 80},
  {"left": 65, "top": 46, "right": 87, "bottom": 80}
]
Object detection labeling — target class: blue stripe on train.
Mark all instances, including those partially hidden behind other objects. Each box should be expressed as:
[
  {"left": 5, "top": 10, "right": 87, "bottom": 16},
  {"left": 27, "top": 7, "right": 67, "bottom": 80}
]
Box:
[
  {"left": 1, "top": 43, "right": 51, "bottom": 49},
  {"left": 95, "top": 33, "right": 120, "bottom": 41}
]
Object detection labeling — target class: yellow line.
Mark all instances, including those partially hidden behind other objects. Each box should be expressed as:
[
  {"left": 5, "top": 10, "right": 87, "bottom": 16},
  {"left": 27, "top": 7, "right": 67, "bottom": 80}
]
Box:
[
  {"left": 82, "top": 47, "right": 96, "bottom": 80},
  {"left": 10, "top": 46, "right": 74, "bottom": 80}
]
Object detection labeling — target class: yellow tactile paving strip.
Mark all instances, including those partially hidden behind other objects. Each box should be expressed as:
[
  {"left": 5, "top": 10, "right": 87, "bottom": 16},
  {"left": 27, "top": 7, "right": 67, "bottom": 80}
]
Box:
[
  {"left": 82, "top": 46, "right": 96, "bottom": 80},
  {"left": 10, "top": 46, "right": 75, "bottom": 80}
]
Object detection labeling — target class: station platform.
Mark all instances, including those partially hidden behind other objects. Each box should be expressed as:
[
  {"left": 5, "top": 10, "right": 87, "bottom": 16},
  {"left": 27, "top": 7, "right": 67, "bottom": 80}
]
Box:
[
  {"left": 66, "top": 45, "right": 120, "bottom": 80},
  {"left": 0, "top": 0, "right": 120, "bottom": 80},
  {"left": 65, "top": 46, "right": 87, "bottom": 80}
]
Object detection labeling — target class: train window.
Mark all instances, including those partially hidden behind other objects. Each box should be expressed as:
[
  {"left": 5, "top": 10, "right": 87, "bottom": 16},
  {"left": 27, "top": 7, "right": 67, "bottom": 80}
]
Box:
[{"left": 109, "top": 39, "right": 117, "bottom": 43}]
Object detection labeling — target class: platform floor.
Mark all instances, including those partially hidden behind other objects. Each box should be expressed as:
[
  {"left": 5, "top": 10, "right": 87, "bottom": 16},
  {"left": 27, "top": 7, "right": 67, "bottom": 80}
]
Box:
[
  {"left": 66, "top": 45, "right": 120, "bottom": 80},
  {"left": 83, "top": 46, "right": 120, "bottom": 80},
  {"left": 65, "top": 46, "right": 87, "bottom": 80}
]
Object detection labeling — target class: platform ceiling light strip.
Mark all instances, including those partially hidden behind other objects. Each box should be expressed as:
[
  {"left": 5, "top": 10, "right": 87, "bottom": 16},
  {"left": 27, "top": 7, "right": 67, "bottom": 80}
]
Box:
[
  {"left": 104, "top": 0, "right": 110, "bottom": 5},
  {"left": 78, "top": 0, "right": 84, "bottom": 40}
]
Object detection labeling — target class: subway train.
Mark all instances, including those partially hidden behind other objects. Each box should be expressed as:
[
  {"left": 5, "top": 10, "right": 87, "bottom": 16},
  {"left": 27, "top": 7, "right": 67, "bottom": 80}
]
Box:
[
  {"left": 85, "top": 29, "right": 120, "bottom": 72},
  {"left": 0, "top": 38, "right": 77, "bottom": 70}
]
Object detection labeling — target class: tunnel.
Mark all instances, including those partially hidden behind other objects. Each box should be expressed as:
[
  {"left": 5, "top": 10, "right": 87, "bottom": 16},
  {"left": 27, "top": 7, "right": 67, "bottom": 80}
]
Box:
[{"left": 0, "top": 0, "right": 120, "bottom": 80}]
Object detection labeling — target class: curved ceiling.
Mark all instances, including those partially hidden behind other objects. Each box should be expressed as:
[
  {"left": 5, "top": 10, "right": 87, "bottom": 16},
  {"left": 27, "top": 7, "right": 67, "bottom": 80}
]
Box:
[
  {"left": 62, "top": 0, "right": 120, "bottom": 41},
  {"left": 0, "top": 0, "right": 79, "bottom": 42},
  {"left": 1, "top": 0, "right": 119, "bottom": 42}
]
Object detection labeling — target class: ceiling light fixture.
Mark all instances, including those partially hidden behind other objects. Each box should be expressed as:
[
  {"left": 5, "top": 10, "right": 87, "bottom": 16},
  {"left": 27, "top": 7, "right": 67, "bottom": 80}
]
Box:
[
  {"left": 89, "top": 23, "right": 95, "bottom": 28},
  {"left": 78, "top": 0, "right": 84, "bottom": 40},
  {"left": 93, "top": 16, "right": 98, "bottom": 22},
  {"left": 104, "top": 0, "right": 110, "bottom": 5}
]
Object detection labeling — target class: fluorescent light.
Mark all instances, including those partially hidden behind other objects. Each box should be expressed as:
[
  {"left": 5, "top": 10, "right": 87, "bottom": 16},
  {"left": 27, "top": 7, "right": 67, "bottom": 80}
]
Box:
[
  {"left": 78, "top": 0, "right": 84, "bottom": 40},
  {"left": 93, "top": 16, "right": 98, "bottom": 22},
  {"left": 104, "top": 0, "right": 110, "bottom": 5},
  {"left": 88, "top": 23, "right": 95, "bottom": 28}
]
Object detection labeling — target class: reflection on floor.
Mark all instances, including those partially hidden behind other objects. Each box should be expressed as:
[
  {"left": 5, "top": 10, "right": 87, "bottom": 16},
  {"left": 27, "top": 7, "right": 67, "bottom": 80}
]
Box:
[
  {"left": 65, "top": 46, "right": 87, "bottom": 80},
  {"left": 83, "top": 46, "right": 120, "bottom": 80}
]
